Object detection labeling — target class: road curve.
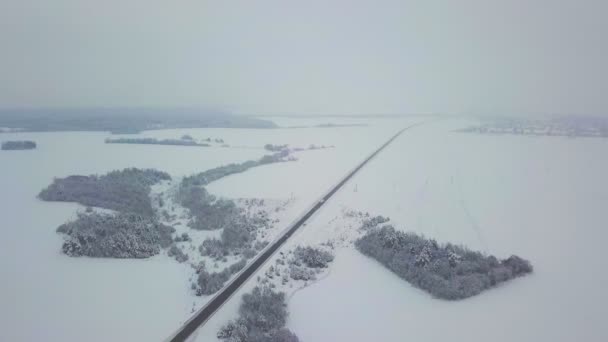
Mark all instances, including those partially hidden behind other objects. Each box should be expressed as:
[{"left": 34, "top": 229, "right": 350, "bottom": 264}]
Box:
[{"left": 167, "top": 123, "right": 421, "bottom": 342}]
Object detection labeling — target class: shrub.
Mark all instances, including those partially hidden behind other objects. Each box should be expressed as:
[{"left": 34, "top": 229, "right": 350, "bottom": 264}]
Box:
[
  {"left": 168, "top": 245, "right": 189, "bottom": 263},
  {"left": 174, "top": 232, "right": 191, "bottom": 242},
  {"left": 292, "top": 246, "right": 334, "bottom": 268},
  {"left": 288, "top": 265, "right": 316, "bottom": 281},
  {"left": 361, "top": 215, "right": 390, "bottom": 230}
]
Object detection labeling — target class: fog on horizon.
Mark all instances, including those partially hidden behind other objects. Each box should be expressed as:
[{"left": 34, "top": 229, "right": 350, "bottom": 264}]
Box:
[{"left": 0, "top": 0, "right": 606, "bottom": 117}]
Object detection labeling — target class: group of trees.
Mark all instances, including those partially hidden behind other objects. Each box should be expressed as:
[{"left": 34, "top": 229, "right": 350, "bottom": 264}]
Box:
[
  {"left": 180, "top": 150, "right": 291, "bottom": 191},
  {"left": 355, "top": 225, "right": 533, "bottom": 300},
  {"left": 285, "top": 246, "right": 334, "bottom": 281},
  {"left": 105, "top": 137, "right": 210, "bottom": 147},
  {"left": 40, "top": 168, "right": 175, "bottom": 258},
  {"left": 39, "top": 168, "right": 171, "bottom": 216},
  {"left": 264, "top": 144, "right": 288, "bottom": 152},
  {"left": 291, "top": 246, "right": 334, "bottom": 268},
  {"left": 360, "top": 215, "right": 390, "bottom": 231},
  {"left": 217, "top": 286, "right": 299, "bottom": 342},
  {"left": 168, "top": 245, "right": 189, "bottom": 263},
  {"left": 196, "top": 213, "right": 270, "bottom": 294},
  {"left": 175, "top": 184, "right": 243, "bottom": 231},
  {"left": 1, "top": 140, "right": 36, "bottom": 150},
  {"left": 198, "top": 220, "right": 257, "bottom": 260},
  {"left": 57, "top": 212, "right": 174, "bottom": 258}
]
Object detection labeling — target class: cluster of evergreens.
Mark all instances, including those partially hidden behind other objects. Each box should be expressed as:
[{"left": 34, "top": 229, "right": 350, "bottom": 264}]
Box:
[
  {"left": 356, "top": 225, "right": 533, "bottom": 300},
  {"left": 39, "top": 168, "right": 170, "bottom": 216},
  {"left": 57, "top": 212, "right": 174, "bottom": 258}
]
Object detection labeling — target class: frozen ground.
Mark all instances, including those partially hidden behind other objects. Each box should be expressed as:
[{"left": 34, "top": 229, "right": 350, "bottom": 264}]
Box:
[
  {"left": 193, "top": 119, "right": 608, "bottom": 342},
  {"left": 0, "top": 116, "right": 422, "bottom": 341},
  {"left": 288, "top": 120, "right": 608, "bottom": 342},
  {"left": 6, "top": 116, "right": 601, "bottom": 341}
]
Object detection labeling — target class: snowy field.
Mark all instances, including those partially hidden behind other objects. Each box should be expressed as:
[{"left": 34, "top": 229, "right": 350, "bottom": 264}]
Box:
[
  {"left": 0, "top": 117, "right": 421, "bottom": 341},
  {"left": 3, "top": 116, "right": 605, "bottom": 341},
  {"left": 289, "top": 120, "right": 608, "bottom": 342},
  {"left": 192, "top": 119, "right": 608, "bottom": 342}
]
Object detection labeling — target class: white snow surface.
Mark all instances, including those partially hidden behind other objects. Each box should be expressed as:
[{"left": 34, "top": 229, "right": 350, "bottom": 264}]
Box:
[
  {"left": 193, "top": 119, "right": 608, "bottom": 342},
  {"left": 0, "top": 117, "right": 421, "bottom": 341},
  {"left": 4, "top": 117, "right": 606, "bottom": 341},
  {"left": 287, "top": 120, "right": 608, "bottom": 342}
]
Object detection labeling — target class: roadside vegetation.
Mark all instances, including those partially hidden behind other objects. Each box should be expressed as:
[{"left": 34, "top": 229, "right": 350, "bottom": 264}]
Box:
[
  {"left": 218, "top": 285, "right": 299, "bottom": 342},
  {"left": 356, "top": 225, "right": 533, "bottom": 300},
  {"left": 195, "top": 259, "right": 248, "bottom": 295}
]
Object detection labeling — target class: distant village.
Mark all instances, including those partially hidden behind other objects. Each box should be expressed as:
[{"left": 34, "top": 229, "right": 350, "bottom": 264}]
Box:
[{"left": 459, "top": 117, "right": 608, "bottom": 138}]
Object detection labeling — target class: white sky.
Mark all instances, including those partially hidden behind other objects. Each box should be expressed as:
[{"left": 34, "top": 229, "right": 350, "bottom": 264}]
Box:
[{"left": 0, "top": 0, "right": 606, "bottom": 116}]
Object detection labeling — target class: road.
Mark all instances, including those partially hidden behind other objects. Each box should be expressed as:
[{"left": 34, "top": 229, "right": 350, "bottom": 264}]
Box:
[{"left": 166, "top": 123, "right": 421, "bottom": 342}]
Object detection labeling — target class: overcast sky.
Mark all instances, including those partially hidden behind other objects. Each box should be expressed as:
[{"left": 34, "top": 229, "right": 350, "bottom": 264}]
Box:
[{"left": 0, "top": 0, "right": 606, "bottom": 116}]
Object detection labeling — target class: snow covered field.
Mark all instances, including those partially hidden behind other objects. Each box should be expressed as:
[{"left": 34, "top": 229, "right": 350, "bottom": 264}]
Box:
[
  {"left": 0, "top": 117, "right": 420, "bottom": 341},
  {"left": 3, "top": 116, "right": 605, "bottom": 341},
  {"left": 192, "top": 119, "right": 608, "bottom": 342},
  {"left": 287, "top": 120, "right": 608, "bottom": 342}
]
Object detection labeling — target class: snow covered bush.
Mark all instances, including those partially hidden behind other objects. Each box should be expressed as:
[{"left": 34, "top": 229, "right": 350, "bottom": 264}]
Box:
[
  {"left": 355, "top": 225, "right": 533, "bottom": 300},
  {"left": 168, "top": 245, "right": 189, "bottom": 263},
  {"left": 292, "top": 246, "right": 334, "bottom": 268},
  {"left": 196, "top": 269, "right": 230, "bottom": 295},
  {"left": 288, "top": 265, "right": 316, "bottom": 281},
  {"left": 361, "top": 215, "right": 390, "bottom": 230},
  {"left": 56, "top": 212, "right": 174, "bottom": 258},
  {"left": 199, "top": 238, "right": 228, "bottom": 259},
  {"left": 195, "top": 259, "right": 247, "bottom": 296},
  {"left": 174, "top": 232, "right": 191, "bottom": 242},
  {"left": 218, "top": 285, "right": 299, "bottom": 342}
]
